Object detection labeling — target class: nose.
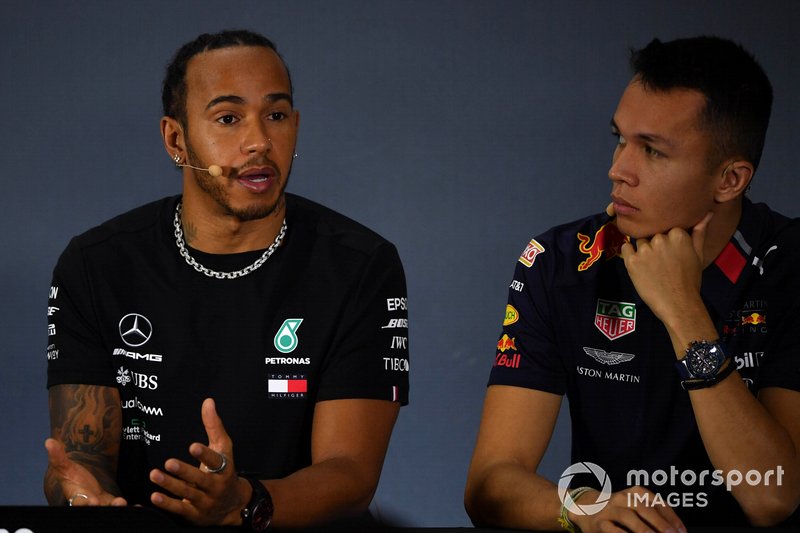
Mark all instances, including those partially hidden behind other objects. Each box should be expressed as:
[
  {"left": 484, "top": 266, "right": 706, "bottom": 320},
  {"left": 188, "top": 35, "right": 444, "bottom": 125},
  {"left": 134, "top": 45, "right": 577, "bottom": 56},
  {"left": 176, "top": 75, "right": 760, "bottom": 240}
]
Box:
[
  {"left": 608, "top": 145, "right": 638, "bottom": 187},
  {"left": 240, "top": 122, "right": 273, "bottom": 155}
]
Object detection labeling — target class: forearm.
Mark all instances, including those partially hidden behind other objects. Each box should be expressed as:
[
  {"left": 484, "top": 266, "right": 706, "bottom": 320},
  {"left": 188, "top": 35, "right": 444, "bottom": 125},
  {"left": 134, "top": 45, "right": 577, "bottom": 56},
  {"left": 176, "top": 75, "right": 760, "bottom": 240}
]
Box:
[
  {"left": 690, "top": 377, "right": 799, "bottom": 523},
  {"left": 465, "top": 461, "right": 561, "bottom": 531},
  {"left": 262, "top": 456, "right": 380, "bottom": 527},
  {"left": 46, "top": 385, "right": 124, "bottom": 505},
  {"left": 663, "top": 303, "right": 800, "bottom": 522}
]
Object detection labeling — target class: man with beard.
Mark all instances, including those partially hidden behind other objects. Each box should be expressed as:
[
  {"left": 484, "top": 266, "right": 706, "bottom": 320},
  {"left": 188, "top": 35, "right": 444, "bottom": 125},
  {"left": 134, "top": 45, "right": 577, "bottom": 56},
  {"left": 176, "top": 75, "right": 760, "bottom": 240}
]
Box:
[{"left": 44, "top": 30, "right": 409, "bottom": 530}]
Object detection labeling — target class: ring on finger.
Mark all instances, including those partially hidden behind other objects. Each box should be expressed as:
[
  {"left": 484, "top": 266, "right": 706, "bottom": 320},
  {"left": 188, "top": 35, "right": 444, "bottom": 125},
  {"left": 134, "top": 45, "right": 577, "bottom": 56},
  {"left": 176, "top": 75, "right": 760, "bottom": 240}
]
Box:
[
  {"left": 68, "top": 493, "right": 89, "bottom": 506},
  {"left": 204, "top": 452, "right": 227, "bottom": 474}
]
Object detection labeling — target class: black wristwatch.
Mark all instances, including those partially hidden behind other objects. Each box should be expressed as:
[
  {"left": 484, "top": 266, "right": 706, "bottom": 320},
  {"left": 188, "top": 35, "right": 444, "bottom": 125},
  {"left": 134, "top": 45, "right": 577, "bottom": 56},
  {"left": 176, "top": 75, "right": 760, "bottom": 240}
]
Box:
[
  {"left": 240, "top": 476, "right": 273, "bottom": 532},
  {"left": 676, "top": 340, "right": 733, "bottom": 390}
]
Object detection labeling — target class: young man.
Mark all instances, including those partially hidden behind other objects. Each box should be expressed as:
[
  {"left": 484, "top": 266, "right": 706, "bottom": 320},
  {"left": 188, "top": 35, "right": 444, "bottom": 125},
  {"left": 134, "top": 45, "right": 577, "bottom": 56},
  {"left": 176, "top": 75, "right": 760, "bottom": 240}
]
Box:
[
  {"left": 44, "top": 30, "right": 409, "bottom": 529},
  {"left": 465, "top": 36, "right": 800, "bottom": 530}
]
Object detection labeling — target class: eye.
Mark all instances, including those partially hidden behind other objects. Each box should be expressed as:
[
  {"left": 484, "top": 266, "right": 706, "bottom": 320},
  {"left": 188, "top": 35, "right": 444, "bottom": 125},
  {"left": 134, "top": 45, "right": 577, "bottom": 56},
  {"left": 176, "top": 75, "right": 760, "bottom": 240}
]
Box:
[
  {"left": 216, "top": 114, "right": 238, "bottom": 125},
  {"left": 643, "top": 145, "right": 663, "bottom": 158},
  {"left": 611, "top": 131, "right": 627, "bottom": 146},
  {"left": 267, "top": 111, "right": 287, "bottom": 121}
]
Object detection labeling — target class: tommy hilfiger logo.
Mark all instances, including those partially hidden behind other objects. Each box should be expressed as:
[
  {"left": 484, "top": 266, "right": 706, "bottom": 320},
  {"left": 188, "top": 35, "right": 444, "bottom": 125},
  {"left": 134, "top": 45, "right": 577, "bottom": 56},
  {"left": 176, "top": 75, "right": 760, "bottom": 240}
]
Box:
[
  {"left": 594, "top": 299, "right": 636, "bottom": 341},
  {"left": 268, "top": 373, "right": 307, "bottom": 399}
]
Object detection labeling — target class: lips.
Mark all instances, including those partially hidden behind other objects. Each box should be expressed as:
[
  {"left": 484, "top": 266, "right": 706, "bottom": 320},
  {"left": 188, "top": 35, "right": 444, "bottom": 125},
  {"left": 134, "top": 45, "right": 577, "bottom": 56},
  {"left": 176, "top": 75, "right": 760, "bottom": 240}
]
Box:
[
  {"left": 610, "top": 195, "right": 638, "bottom": 216},
  {"left": 236, "top": 166, "right": 277, "bottom": 193}
]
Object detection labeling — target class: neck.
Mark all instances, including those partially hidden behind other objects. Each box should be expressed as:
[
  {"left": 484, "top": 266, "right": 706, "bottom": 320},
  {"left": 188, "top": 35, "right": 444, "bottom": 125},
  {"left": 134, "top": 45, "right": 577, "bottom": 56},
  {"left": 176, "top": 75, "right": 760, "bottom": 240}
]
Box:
[
  {"left": 179, "top": 192, "right": 287, "bottom": 254},
  {"left": 702, "top": 199, "right": 743, "bottom": 269}
]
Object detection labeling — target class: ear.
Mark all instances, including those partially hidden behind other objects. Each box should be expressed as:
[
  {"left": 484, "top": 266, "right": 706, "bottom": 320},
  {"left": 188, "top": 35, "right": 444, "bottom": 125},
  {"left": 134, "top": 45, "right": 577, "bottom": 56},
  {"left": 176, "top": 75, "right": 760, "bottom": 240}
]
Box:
[
  {"left": 714, "top": 159, "right": 754, "bottom": 203},
  {"left": 161, "top": 116, "right": 186, "bottom": 163}
]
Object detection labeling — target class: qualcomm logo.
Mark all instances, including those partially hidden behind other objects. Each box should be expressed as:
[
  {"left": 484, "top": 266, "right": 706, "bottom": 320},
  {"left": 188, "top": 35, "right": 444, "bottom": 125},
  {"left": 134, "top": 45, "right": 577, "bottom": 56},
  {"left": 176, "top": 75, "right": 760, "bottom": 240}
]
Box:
[
  {"left": 558, "top": 462, "right": 613, "bottom": 515},
  {"left": 274, "top": 318, "right": 303, "bottom": 354},
  {"left": 119, "top": 313, "right": 153, "bottom": 347}
]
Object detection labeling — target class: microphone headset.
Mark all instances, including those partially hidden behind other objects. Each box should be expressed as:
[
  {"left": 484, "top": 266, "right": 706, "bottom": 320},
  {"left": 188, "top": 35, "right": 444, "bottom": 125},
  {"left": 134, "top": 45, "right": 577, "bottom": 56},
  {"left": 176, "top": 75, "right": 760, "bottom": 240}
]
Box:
[{"left": 173, "top": 154, "right": 222, "bottom": 177}]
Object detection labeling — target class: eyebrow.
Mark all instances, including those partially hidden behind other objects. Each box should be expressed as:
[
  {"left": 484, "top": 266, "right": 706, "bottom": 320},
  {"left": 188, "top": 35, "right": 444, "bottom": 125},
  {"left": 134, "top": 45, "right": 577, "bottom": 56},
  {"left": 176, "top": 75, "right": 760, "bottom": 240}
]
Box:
[
  {"left": 205, "top": 92, "right": 294, "bottom": 111},
  {"left": 609, "top": 119, "right": 675, "bottom": 148}
]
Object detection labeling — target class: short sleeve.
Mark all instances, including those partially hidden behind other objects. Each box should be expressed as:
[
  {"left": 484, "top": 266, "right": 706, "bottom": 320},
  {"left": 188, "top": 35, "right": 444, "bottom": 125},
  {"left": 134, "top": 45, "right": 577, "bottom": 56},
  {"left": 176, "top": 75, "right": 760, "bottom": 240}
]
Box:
[
  {"left": 46, "top": 239, "right": 115, "bottom": 388},
  {"left": 756, "top": 228, "right": 800, "bottom": 392},
  {"left": 316, "top": 242, "right": 409, "bottom": 404},
  {"left": 488, "top": 237, "right": 567, "bottom": 395}
]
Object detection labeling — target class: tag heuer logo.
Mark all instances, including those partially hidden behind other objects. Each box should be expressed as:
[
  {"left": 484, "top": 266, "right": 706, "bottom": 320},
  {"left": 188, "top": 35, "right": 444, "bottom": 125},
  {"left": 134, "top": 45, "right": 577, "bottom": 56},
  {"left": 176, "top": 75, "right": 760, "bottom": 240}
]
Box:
[{"left": 594, "top": 299, "right": 635, "bottom": 341}]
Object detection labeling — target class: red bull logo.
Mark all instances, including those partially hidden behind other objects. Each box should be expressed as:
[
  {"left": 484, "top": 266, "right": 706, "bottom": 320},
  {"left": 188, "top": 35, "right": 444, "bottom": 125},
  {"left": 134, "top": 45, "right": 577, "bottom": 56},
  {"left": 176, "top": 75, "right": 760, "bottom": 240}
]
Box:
[
  {"left": 741, "top": 313, "right": 766, "bottom": 325},
  {"left": 494, "top": 351, "right": 521, "bottom": 369},
  {"left": 577, "top": 222, "right": 631, "bottom": 272},
  {"left": 497, "top": 334, "right": 517, "bottom": 352},
  {"left": 495, "top": 334, "right": 521, "bottom": 368}
]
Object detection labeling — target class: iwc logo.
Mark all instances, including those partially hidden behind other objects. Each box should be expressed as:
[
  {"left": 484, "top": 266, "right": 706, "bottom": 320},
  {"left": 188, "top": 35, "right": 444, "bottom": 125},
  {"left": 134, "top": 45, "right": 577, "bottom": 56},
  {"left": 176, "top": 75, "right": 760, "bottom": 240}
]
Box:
[
  {"left": 119, "top": 313, "right": 153, "bottom": 347},
  {"left": 274, "top": 318, "right": 303, "bottom": 354}
]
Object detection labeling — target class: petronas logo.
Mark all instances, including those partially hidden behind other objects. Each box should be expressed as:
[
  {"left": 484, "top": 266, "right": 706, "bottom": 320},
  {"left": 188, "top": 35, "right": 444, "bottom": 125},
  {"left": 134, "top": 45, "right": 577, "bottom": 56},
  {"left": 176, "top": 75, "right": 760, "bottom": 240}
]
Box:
[{"left": 274, "top": 318, "right": 303, "bottom": 353}]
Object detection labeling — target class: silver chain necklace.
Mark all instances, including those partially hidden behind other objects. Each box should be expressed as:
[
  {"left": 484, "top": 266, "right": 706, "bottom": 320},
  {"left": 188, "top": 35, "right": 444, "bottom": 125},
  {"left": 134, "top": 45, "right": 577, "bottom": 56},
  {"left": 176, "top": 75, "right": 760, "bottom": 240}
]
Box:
[{"left": 173, "top": 202, "right": 287, "bottom": 279}]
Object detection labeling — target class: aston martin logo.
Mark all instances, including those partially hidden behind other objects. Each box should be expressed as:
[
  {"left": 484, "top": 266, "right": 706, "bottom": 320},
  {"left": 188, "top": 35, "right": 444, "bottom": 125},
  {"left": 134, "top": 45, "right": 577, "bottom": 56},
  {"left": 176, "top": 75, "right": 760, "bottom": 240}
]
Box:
[{"left": 582, "top": 347, "right": 635, "bottom": 365}]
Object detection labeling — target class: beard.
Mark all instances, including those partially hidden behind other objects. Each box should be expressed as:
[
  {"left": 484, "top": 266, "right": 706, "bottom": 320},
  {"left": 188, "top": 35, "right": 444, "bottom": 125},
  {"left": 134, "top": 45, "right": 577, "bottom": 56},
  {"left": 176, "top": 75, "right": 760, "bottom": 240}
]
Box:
[{"left": 185, "top": 138, "right": 289, "bottom": 222}]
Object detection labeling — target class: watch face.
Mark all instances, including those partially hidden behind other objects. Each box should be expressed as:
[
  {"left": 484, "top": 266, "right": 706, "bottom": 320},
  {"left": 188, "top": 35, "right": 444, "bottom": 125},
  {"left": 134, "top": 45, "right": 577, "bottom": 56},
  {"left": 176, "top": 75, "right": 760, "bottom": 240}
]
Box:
[
  {"left": 251, "top": 499, "right": 272, "bottom": 532},
  {"left": 687, "top": 342, "right": 723, "bottom": 378}
]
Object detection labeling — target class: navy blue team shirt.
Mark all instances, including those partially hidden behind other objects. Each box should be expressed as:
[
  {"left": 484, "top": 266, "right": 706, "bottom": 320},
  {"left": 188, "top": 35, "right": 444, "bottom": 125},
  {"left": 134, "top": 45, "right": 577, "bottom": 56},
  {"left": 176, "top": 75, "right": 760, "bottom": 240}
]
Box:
[{"left": 489, "top": 197, "right": 800, "bottom": 526}]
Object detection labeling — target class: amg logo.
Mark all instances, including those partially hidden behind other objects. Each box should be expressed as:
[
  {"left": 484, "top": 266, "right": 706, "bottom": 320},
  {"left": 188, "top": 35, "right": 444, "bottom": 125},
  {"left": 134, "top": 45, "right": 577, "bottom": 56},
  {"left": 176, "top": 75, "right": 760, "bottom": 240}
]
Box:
[{"left": 113, "top": 348, "right": 163, "bottom": 362}]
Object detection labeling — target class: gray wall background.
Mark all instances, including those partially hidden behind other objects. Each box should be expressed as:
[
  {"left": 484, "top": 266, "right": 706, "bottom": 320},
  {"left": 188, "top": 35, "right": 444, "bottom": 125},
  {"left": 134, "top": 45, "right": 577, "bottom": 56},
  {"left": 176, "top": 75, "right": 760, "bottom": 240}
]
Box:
[{"left": 2, "top": 0, "right": 799, "bottom": 526}]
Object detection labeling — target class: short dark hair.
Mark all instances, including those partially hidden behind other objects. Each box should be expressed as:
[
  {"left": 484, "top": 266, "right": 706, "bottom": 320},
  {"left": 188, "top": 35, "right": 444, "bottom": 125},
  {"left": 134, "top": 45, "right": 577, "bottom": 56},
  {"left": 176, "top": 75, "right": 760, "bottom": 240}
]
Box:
[
  {"left": 162, "top": 29, "right": 293, "bottom": 126},
  {"left": 630, "top": 36, "right": 772, "bottom": 171}
]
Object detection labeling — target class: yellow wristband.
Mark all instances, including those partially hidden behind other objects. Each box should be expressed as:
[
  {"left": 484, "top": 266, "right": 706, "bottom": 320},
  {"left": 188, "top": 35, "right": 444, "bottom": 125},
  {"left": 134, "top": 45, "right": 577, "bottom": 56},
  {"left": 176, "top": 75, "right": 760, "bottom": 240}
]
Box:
[{"left": 558, "top": 486, "right": 593, "bottom": 533}]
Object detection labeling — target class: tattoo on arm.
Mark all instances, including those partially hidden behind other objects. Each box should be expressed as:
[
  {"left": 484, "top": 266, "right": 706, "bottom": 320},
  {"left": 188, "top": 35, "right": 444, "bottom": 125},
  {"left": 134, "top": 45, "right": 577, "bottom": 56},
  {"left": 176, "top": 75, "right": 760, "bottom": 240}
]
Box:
[{"left": 45, "top": 385, "right": 122, "bottom": 502}]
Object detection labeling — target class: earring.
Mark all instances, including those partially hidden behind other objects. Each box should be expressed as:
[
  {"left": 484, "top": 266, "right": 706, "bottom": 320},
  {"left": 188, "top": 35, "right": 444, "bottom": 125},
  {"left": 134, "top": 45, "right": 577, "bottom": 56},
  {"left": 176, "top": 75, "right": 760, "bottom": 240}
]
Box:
[
  {"left": 173, "top": 154, "right": 181, "bottom": 165},
  {"left": 293, "top": 153, "right": 298, "bottom": 159}
]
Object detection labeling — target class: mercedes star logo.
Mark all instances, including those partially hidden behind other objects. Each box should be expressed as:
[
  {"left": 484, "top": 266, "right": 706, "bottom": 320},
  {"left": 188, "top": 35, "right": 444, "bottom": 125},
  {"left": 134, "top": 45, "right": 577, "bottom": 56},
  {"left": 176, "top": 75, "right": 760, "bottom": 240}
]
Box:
[{"left": 119, "top": 313, "right": 153, "bottom": 347}]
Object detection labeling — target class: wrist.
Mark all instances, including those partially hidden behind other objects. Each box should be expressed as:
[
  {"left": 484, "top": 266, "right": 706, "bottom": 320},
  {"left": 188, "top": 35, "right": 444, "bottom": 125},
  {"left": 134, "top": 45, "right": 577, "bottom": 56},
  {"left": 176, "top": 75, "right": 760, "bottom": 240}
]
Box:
[
  {"left": 239, "top": 476, "right": 273, "bottom": 531},
  {"left": 663, "top": 313, "right": 718, "bottom": 359},
  {"left": 224, "top": 476, "right": 252, "bottom": 526},
  {"left": 559, "top": 487, "right": 598, "bottom": 532}
]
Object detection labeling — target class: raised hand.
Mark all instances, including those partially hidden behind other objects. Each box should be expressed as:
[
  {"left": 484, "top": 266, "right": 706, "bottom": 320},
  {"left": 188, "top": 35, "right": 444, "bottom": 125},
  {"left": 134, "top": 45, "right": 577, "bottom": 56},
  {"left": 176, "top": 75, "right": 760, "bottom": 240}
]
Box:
[{"left": 149, "top": 398, "right": 250, "bottom": 526}]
